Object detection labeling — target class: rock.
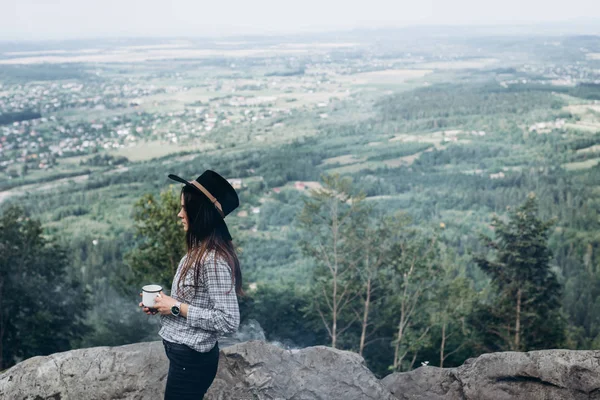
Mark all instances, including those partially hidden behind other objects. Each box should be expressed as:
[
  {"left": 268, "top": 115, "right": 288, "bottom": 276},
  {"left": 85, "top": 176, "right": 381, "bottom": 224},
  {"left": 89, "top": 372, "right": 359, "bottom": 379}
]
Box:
[
  {"left": 458, "top": 350, "right": 600, "bottom": 400},
  {"left": 381, "top": 366, "right": 463, "bottom": 400},
  {"left": 0, "top": 341, "right": 168, "bottom": 400},
  {"left": 0, "top": 340, "right": 394, "bottom": 400},
  {"left": 206, "top": 340, "right": 395, "bottom": 400},
  {"left": 382, "top": 349, "right": 600, "bottom": 400},
  {"left": 6, "top": 340, "right": 600, "bottom": 400}
]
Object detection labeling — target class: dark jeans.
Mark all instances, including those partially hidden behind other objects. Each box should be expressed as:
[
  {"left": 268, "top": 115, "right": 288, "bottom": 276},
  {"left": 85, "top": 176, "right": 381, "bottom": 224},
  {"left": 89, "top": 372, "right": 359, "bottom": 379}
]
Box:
[{"left": 162, "top": 339, "right": 220, "bottom": 400}]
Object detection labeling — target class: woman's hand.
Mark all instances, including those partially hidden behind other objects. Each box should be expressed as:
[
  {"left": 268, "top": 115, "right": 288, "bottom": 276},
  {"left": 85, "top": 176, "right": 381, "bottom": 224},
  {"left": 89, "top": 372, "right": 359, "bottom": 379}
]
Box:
[
  {"left": 152, "top": 291, "right": 179, "bottom": 316},
  {"left": 139, "top": 293, "right": 158, "bottom": 315}
]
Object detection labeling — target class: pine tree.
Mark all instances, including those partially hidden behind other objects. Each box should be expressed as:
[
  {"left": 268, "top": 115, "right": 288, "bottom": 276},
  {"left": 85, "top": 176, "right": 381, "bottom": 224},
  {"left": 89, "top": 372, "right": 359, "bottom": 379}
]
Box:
[
  {"left": 472, "top": 193, "right": 566, "bottom": 351},
  {"left": 0, "top": 206, "right": 89, "bottom": 370},
  {"left": 124, "top": 187, "right": 186, "bottom": 290}
]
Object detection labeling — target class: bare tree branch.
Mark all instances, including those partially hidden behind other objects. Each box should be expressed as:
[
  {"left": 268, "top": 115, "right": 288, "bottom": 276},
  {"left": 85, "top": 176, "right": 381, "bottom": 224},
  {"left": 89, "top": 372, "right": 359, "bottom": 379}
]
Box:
[{"left": 316, "top": 307, "right": 333, "bottom": 339}]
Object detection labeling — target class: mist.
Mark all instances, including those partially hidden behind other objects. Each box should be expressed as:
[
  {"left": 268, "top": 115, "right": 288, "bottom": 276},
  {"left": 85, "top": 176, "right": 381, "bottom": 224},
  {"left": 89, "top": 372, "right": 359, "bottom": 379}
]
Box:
[{"left": 2, "top": 0, "right": 600, "bottom": 40}]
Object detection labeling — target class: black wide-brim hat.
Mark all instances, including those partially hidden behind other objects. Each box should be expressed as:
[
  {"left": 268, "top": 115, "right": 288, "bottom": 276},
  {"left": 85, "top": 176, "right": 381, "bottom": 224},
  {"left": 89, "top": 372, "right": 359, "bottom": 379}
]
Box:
[{"left": 168, "top": 170, "right": 239, "bottom": 238}]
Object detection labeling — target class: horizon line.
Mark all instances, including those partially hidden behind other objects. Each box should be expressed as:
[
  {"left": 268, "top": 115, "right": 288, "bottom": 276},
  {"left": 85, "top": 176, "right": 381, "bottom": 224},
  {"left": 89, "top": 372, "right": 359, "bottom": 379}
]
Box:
[{"left": 2, "top": 18, "right": 600, "bottom": 44}]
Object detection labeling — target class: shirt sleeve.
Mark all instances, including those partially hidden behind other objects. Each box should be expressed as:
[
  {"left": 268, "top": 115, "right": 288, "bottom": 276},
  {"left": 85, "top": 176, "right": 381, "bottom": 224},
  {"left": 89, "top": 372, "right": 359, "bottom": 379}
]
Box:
[{"left": 186, "top": 253, "right": 240, "bottom": 335}]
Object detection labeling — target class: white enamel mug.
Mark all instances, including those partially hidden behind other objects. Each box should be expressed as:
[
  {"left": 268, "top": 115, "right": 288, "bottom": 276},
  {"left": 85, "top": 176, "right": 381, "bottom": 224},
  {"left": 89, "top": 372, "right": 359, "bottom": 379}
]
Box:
[{"left": 142, "top": 284, "right": 163, "bottom": 308}]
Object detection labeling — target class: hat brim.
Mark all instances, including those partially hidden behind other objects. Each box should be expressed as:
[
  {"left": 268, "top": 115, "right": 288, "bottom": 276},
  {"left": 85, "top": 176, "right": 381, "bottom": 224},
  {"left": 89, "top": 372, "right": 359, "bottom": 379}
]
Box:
[
  {"left": 168, "top": 174, "right": 207, "bottom": 199},
  {"left": 168, "top": 174, "right": 193, "bottom": 187}
]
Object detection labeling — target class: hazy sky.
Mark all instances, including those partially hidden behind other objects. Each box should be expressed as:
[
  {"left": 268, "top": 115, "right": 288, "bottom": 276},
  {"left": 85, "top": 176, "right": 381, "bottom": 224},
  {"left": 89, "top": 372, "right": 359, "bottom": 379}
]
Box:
[{"left": 2, "top": 0, "right": 600, "bottom": 40}]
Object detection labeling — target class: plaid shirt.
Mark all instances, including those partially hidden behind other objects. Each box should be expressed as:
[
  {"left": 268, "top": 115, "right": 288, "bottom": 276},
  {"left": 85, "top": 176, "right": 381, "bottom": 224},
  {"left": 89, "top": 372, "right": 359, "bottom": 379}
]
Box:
[{"left": 158, "top": 250, "right": 240, "bottom": 352}]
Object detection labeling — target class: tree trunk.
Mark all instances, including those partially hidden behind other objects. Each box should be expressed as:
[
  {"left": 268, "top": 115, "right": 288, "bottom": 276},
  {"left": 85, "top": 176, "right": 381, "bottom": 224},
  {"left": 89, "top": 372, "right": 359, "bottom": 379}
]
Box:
[
  {"left": 409, "top": 349, "right": 419, "bottom": 370},
  {"left": 393, "top": 316, "right": 405, "bottom": 370},
  {"left": 515, "top": 287, "right": 521, "bottom": 350},
  {"left": 394, "top": 253, "right": 413, "bottom": 371},
  {"left": 440, "top": 321, "right": 446, "bottom": 368},
  {"left": 332, "top": 274, "right": 337, "bottom": 348},
  {"left": 359, "top": 274, "right": 371, "bottom": 357},
  {"left": 331, "top": 206, "right": 338, "bottom": 349}
]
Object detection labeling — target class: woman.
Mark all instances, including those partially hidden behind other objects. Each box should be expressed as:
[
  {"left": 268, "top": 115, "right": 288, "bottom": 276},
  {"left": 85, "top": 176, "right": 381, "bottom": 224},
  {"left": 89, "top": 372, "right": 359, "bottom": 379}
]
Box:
[{"left": 138, "top": 170, "right": 243, "bottom": 400}]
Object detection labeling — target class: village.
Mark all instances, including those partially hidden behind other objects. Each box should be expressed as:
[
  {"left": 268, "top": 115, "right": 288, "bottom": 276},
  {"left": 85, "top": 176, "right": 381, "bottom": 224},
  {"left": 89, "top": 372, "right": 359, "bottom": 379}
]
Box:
[
  {"left": 0, "top": 64, "right": 332, "bottom": 178},
  {"left": 1, "top": 41, "right": 598, "bottom": 182}
]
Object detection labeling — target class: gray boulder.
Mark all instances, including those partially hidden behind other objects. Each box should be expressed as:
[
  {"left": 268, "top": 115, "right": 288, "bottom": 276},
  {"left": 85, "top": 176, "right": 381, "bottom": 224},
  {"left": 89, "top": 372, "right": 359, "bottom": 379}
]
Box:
[
  {"left": 0, "top": 340, "right": 394, "bottom": 400},
  {"left": 206, "top": 340, "right": 395, "bottom": 400},
  {"left": 6, "top": 339, "right": 600, "bottom": 400},
  {"left": 381, "top": 366, "right": 463, "bottom": 400},
  {"left": 382, "top": 349, "right": 600, "bottom": 400},
  {"left": 0, "top": 341, "right": 168, "bottom": 400}
]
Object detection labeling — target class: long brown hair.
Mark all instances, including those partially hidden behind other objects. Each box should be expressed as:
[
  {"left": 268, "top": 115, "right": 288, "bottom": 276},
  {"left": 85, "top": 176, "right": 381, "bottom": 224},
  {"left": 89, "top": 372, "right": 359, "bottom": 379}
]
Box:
[{"left": 176, "top": 185, "right": 244, "bottom": 297}]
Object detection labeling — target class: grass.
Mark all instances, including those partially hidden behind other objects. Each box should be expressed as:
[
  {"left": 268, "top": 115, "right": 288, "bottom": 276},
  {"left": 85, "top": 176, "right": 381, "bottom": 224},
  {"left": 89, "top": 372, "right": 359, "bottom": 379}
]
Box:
[
  {"left": 108, "top": 140, "right": 215, "bottom": 162},
  {"left": 365, "top": 193, "right": 412, "bottom": 202},
  {"left": 389, "top": 132, "right": 448, "bottom": 145},
  {"left": 326, "top": 160, "right": 387, "bottom": 174},
  {"left": 0, "top": 173, "right": 90, "bottom": 201},
  {"left": 564, "top": 123, "right": 600, "bottom": 133},
  {"left": 57, "top": 107, "right": 141, "bottom": 122},
  {"left": 59, "top": 155, "right": 94, "bottom": 165},
  {"left": 577, "top": 145, "right": 600, "bottom": 154},
  {"left": 320, "top": 154, "right": 366, "bottom": 166},
  {"left": 45, "top": 215, "right": 117, "bottom": 237},
  {"left": 416, "top": 58, "right": 499, "bottom": 70},
  {"left": 562, "top": 158, "right": 600, "bottom": 171},
  {"left": 383, "top": 152, "right": 426, "bottom": 167},
  {"left": 337, "top": 69, "right": 432, "bottom": 89}
]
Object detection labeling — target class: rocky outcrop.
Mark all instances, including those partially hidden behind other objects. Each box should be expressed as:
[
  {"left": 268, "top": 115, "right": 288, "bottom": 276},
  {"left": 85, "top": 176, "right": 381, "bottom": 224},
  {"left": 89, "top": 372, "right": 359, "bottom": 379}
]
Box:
[
  {"left": 208, "top": 340, "right": 395, "bottom": 400},
  {"left": 382, "top": 366, "right": 463, "bottom": 399},
  {"left": 0, "top": 341, "right": 168, "bottom": 400},
  {"left": 382, "top": 350, "right": 600, "bottom": 400},
  {"left": 0, "top": 340, "right": 394, "bottom": 400},
  {"left": 3, "top": 341, "right": 600, "bottom": 400}
]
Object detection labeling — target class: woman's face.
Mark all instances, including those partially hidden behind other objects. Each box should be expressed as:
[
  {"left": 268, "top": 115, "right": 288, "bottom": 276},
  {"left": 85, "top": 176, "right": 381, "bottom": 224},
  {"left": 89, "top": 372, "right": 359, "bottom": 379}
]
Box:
[{"left": 178, "top": 193, "right": 189, "bottom": 232}]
